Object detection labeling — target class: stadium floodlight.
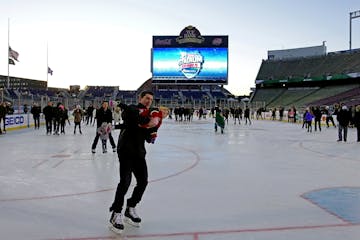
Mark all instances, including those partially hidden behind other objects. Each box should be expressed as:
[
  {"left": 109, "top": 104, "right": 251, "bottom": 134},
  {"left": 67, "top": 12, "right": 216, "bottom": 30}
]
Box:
[{"left": 350, "top": 10, "right": 360, "bottom": 50}]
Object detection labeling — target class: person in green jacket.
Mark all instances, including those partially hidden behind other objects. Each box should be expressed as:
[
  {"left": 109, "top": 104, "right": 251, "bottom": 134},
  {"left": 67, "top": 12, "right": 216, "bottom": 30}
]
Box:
[{"left": 215, "top": 110, "right": 225, "bottom": 134}]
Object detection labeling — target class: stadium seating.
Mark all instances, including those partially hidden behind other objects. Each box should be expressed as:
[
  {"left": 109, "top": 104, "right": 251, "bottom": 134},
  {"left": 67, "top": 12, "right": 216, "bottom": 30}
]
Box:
[
  {"left": 307, "top": 86, "right": 360, "bottom": 107},
  {"left": 251, "top": 88, "right": 285, "bottom": 105},
  {"left": 295, "top": 84, "right": 360, "bottom": 107},
  {"left": 252, "top": 49, "right": 360, "bottom": 108},
  {"left": 267, "top": 88, "right": 318, "bottom": 108},
  {"left": 181, "top": 90, "right": 207, "bottom": 100},
  {"left": 6, "top": 89, "right": 18, "bottom": 99},
  {"left": 116, "top": 90, "right": 137, "bottom": 100},
  {"left": 85, "top": 86, "right": 117, "bottom": 98},
  {"left": 210, "top": 91, "right": 227, "bottom": 99},
  {"left": 256, "top": 50, "right": 360, "bottom": 82}
]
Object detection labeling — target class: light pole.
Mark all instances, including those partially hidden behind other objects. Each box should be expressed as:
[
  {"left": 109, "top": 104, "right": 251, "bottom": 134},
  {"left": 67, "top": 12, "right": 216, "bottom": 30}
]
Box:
[{"left": 350, "top": 10, "right": 360, "bottom": 50}]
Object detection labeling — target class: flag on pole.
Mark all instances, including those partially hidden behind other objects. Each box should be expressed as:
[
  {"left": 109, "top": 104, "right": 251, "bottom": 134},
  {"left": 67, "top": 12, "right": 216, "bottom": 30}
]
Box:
[
  {"left": 48, "top": 67, "right": 53, "bottom": 75},
  {"left": 9, "top": 58, "right": 15, "bottom": 65},
  {"left": 9, "top": 47, "right": 19, "bottom": 61}
]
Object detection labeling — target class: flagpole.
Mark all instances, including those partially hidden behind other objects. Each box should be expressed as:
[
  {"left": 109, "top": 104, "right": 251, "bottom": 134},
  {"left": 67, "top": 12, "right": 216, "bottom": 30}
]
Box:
[{"left": 7, "top": 18, "right": 10, "bottom": 89}]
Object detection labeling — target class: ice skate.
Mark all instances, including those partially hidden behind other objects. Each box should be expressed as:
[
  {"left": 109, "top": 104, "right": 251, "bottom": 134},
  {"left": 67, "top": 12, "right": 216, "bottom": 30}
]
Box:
[
  {"left": 124, "top": 207, "right": 141, "bottom": 227},
  {"left": 109, "top": 212, "right": 124, "bottom": 234}
]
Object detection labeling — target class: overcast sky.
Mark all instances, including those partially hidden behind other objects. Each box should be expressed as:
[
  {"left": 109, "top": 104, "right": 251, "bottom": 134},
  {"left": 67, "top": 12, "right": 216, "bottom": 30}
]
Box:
[{"left": 0, "top": 0, "right": 359, "bottom": 95}]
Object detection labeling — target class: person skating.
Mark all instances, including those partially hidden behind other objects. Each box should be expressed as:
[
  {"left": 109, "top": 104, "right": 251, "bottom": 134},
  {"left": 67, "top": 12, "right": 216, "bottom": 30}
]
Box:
[
  {"left": 215, "top": 110, "right": 225, "bottom": 134},
  {"left": 223, "top": 108, "right": 229, "bottom": 124},
  {"left": 304, "top": 109, "right": 314, "bottom": 132},
  {"left": 91, "top": 101, "right": 116, "bottom": 153},
  {"left": 279, "top": 107, "right": 284, "bottom": 121},
  {"left": 53, "top": 103, "right": 61, "bottom": 135},
  {"left": 337, "top": 105, "right": 351, "bottom": 142},
  {"left": 31, "top": 103, "right": 41, "bottom": 129},
  {"left": 324, "top": 106, "right": 336, "bottom": 128},
  {"left": 302, "top": 110, "right": 307, "bottom": 129},
  {"left": 73, "top": 105, "right": 83, "bottom": 134},
  {"left": 234, "top": 107, "right": 241, "bottom": 124},
  {"left": 244, "top": 106, "right": 251, "bottom": 125},
  {"left": 113, "top": 105, "right": 122, "bottom": 126},
  {"left": 86, "top": 104, "right": 94, "bottom": 125},
  {"left": 271, "top": 108, "right": 276, "bottom": 121},
  {"left": 313, "top": 106, "right": 322, "bottom": 132},
  {"left": 98, "top": 122, "right": 112, "bottom": 153},
  {"left": 43, "top": 102, "right": 53, "bottom": 135},
  {"left": 59, "top": 104, "right": 69, "bottom": 134},
  {"left": 108, "top": 91, "right": 165, "bottom": 234}
]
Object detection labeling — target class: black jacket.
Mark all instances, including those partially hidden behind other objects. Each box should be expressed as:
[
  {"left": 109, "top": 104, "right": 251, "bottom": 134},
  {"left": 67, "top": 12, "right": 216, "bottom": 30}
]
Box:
[
  {"left": 337, "top": 109, "right": 351, "bottom": 126},
  {"left": 43, "top": 106, "right": 53, "bottom": 120},
  {"left": 95, "top": 107, "right": 113, "bottom": 128},
  {"left": 117, "top": 103, "right": 151, "bottom": 158},
  {"left": 31, "top": 106, "right": 41, "bottom": 118},
  {"left": 313, "top": 108, "right": 322, "bottom": 120},
  {"left": 87, "top": 106, "right": 94, "bottom": 116},
  {"left": 244, "top": 108, "right": 250, "bottom": 117},
  {"left": 354, "top": 111, "right": 360, "bottom": 128},
  {"left": 0, "top": 105, "right": 6, "bottom": 118}
]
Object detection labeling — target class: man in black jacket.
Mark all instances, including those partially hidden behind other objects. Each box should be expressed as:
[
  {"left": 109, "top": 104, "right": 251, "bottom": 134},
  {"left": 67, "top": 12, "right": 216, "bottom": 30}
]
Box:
[
  {"left": 43, "top": 102, "right": 53, "bottom": 135},
  {"left": 108, "top": 91, "right": 156, "bottom": 234},
  {"left": 31, "top": 103, "right": 41, "bottom": 129},
  {"left": 313, "top": 106, "right": 322, "bottom": 132},
  {"left": 86, "top": 104, "right": 94, "bottom": 125},
  {"left": 337, "top": 105, "right": 351, "bottom": 142},
  {"left": 91, "top": 101, "right": 116, "bottom": 153}
]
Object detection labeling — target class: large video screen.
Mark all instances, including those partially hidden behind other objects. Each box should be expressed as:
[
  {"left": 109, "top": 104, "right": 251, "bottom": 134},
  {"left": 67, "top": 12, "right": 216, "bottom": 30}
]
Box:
[{"left": 152, "top": 48, "right": 228, "bottom": 84}]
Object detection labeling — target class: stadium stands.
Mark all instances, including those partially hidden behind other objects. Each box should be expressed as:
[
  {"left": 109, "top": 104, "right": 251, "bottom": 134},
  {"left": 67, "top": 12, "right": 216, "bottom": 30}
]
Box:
[
  {"left": 251, "top": 48, "right": 360, "bottom": 108},
  {"left": 307, "top": 86, "right": 360, "bottom": 107},
  {"left": 181, "top": 90, "right": 208, "bottom": 100},
  {"left": 6, "top": 89, "right": 18, "bottom": 99},
  {"left": 295, "top": 84, "right": 360, "bottom": 107},
  {"left": 267, "top": 88, "right": 318, "bottom": 108},
  {"left": 84, "top": 86, "right": 118, "bottom": 98},
  {"left": 250, "top": 88, "right": 285, "bottom": 105},
  {"left": 256, "top": 50, "right": 360, "bottom": 82},
  {"left": 116, "top": 90, "right": 137, "bottom": 100},
  {"left": 210, "top": 91, "right": 227, "bottom": 99}
]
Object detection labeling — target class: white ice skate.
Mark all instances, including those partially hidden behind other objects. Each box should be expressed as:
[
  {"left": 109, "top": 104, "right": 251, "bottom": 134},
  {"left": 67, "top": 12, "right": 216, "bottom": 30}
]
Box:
[
  {"left": 109, "top": 212, "right": 124, "bottom": 234},
  {"left": 124, "top": 207, "right": 141, "bottom": 227}
]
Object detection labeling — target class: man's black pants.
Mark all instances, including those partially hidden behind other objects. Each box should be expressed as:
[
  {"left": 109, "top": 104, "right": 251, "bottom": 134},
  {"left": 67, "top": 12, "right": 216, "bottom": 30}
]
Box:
[
  {"left": 110, "top": 154, "right": 148, "bottom": 213},
  {"left": 45, "top": 119, "right": 52, "bottom": 133},
  {"left": 34, "top": 116, "right": 40, "bottom": 129},
  {"left": 314, "top": 119, "right": 321, "bottom": 131}
]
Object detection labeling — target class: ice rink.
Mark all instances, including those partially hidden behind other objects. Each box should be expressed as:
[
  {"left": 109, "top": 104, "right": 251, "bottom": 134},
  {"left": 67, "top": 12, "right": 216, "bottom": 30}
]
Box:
[{"left": 0, "top": 118, "right": 360, "bottom": 240}]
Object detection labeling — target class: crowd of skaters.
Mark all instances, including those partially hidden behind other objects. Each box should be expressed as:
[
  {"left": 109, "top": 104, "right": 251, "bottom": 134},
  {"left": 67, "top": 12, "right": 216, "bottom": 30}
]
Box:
[
  {"left": 300, "top": 104, "right": 360, "bottom": 142},
  {"left": 266, "top": 104, "right": 360, "bottom": 142},
  {"left": 171, "top": 105, "right": 252, "bottom": 125},
  {"left": 2, "top": 99, "right": 360, "bottom": 143}
]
